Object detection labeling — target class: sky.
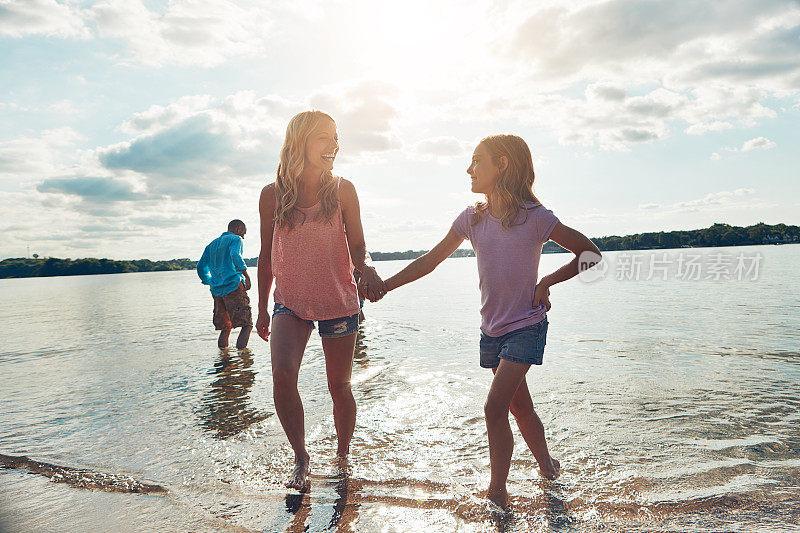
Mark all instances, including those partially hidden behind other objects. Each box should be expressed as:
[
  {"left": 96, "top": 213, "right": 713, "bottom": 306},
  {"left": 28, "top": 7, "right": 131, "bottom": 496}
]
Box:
[{"left": 1, "top": 0, "right": 798, "bottom": 260}]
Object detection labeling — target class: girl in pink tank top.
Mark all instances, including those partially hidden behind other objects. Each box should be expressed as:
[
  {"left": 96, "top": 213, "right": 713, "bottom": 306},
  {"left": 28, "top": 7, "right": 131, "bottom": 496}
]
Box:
[
  {"left": 271, "top": 177, "right": 360, "bottom": 320},
  {"left": 255, "top": 111, "right": 385, "bottom": 491}
]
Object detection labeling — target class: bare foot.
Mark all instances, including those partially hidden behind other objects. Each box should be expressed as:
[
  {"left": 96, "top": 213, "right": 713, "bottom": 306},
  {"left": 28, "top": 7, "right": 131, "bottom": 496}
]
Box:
[
  {"left": 539, "top": 457, "right": 560, "bottom": 480},
  {"left": 333, "top": 455, "right": 350, "bottom": 477},
  {"left": 285, "top": 457, "right": 310, "bottom": 492},
  {"left": 485, "top": 487, "right": 509, "bottom": 511}
]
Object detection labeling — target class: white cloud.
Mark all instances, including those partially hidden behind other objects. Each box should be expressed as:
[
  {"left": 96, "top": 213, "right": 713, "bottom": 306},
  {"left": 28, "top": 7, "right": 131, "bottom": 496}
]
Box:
[
  {"left": 586, "top": 82, "right": 627, "bottom": 102},
  {"left": 410, "top": 136, "right": 473, "bottom": 163},
  {"left": 682, "top": 86, "right": 776, "bottom": 126},
  {"left": 462, "top": 0, "right": 795, "bottom": 150},
  {"left": 520, "top": 88, "right": 681, "bottom": 150},
  {"left": 685, "top": 121, "right": 734, "bottom": 135},
  {"left": 567, "top": 188, "right": 775, "bottom": 236},
  {"left": 45, "top": 100, "right": 80, "bottom": 115},
  {"left": 31, "top": 87, "right": 404, "bottom": 208},
  {"left": 0, "top": 99, "right": 80, "bottom": 115},
  {"left": 90, "top": 0, "right": 274, "bottom": 67},
  {"left": 720, "top": 136, "right": 778, "bottom": 154},
  {"left": 0, "top": 127, "right": 84, "bottom": 180},
  {"left": 37, "top": 176, "right": 149, "bottom": 203},
  {"left": 505, "top": 0, "right": 799, "bottom": 91},
  {"left": 0, "top": 187, "right": 234, "bottom": 259},
  {"left": 0, "top": 0, "right": 90, "bottom": 38},
  {"left": 97, "top": 103, "right": 283, "bottom": 198},
  {"left": 118, "top": 95, "right": 216, "bottom": 135},
  {"left": 310, "top": 81, "right": 403, "bottom": 156},
  {"left": 430, "top": 81, "right": 781, "bottom": 151},
  {"left": 741, "top": 136, "right": 776, "bottom": 152},
  {"left": 672, "top": 188, "right": 757, "bottom": 211},
  {"left": 0, "top": 190, "right": 80, "bottom": 258},
  {"left": 65, "top": 91, "right": 315, "bottom": 204},
  {"left": 618, "top": 189, "right": 772, "bottom": 222},
  {"left": 0, "top": 0, "right": 311, "bottom": 68}
]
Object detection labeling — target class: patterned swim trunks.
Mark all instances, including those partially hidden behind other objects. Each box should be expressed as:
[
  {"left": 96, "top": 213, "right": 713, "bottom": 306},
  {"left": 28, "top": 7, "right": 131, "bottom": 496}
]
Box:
[{"left": 212, "top": 283, "right": 253, "bottom": 330}]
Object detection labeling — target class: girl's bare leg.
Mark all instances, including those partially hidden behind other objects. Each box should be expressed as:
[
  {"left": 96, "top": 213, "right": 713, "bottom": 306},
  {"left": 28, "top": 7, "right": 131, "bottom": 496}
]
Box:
[
  {"left": 484, "top": 359, "right": 530, "bottom": 509},
  {"left": 271, "top": 314, "right": 313, "bottom": 490},
  {"left": 321, "top": 333, "right": 357, "bottom": 457},
  {"left": 499, "top": 372, "right": 560, "bottom": 479}
]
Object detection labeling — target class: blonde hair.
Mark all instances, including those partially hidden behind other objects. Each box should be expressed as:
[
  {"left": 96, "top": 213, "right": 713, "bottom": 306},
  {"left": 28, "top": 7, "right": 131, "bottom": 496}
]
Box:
[
  {"left": 473, "top": 134, "right": 541, "bottom": 229},
  {"left": 274, "top": 110, "right": 339, "bottom": 228}
]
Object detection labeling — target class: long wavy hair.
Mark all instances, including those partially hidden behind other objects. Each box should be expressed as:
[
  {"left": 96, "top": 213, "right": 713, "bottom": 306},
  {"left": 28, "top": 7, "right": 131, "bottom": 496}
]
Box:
[
  {"left": 274, "top": 111, "right": 339, "bottom": 228},
  {"left": 472, "top": 134, "right": 541, "bottom": 229}
]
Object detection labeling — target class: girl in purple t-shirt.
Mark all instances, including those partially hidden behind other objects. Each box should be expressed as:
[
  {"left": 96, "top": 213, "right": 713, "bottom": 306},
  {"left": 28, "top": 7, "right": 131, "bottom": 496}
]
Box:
[{"left": 378, "top": 134, "right": 602, "bottom": 510}]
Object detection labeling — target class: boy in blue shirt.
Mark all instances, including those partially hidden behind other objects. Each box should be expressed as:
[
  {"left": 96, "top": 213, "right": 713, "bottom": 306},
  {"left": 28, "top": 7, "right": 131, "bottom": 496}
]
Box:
[{"left": 197, "top": 219, "right": 253, "bottom": 349}]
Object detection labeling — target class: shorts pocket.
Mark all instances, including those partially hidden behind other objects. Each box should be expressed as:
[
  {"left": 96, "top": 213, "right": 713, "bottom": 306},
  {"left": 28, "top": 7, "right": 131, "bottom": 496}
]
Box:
[{"left": 501, "top": 323, "right": 546, "bottom": 365}]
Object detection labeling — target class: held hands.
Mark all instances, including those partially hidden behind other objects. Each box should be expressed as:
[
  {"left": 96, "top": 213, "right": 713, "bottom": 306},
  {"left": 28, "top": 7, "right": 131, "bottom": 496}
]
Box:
[
  {"left": 256, "top": 312, "right": 270, "bottom": 341},
  {"left": 357, "top": 266, "right": 387, "bottom": 302},
  {"left": 533, "top": 282, "right": 552, "bottom": 311}
]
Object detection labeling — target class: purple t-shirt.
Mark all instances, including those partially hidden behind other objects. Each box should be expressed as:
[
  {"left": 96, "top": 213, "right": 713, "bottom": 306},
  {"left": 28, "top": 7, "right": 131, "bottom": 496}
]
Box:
[{"left": 452, "top": 201, "right": 559, "bottom": 337}]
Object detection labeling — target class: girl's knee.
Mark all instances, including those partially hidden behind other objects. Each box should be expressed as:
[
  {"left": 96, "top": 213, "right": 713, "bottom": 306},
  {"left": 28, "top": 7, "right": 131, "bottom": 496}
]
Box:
[
  {"left": 509, "top": 398, "right": 533, "bottom": 419},
  {"left": 327, "top": 381, "right": 352, "bottom": 401},
  {"left": 272, "top": 365, "right": 299, "bottom": 389},
  {"left": 484, "top": 396, "right": 510, "bottom": 421}
]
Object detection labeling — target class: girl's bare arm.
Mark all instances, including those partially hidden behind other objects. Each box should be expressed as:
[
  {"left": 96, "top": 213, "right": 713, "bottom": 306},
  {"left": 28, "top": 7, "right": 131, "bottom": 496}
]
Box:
[
  {"left": 256, "top": 184, "right": 276, "bottom": 339},
  {"left": 385, "top": 229, "right": 464, "bottom": 292},
  {"left": 539, "top": 222, "right": 602, "bottom": 289},
  {"left": 339, "top": 178, "right": 384, "bottom": 300}
]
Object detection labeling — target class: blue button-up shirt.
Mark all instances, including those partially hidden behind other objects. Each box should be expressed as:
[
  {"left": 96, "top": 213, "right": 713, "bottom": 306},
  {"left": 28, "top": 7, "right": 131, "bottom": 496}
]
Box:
[{"left": 197, "top": 232, "right": 247, "bottom": 296}]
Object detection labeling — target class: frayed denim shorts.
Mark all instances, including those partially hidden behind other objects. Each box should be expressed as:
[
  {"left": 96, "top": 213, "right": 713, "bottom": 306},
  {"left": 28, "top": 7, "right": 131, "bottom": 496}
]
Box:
[
  {"left": 273, "top": 303, "right": 359, "bottom": 339},
  {"left": 479, "top": 318, "right": 548, "bottom": 368}
]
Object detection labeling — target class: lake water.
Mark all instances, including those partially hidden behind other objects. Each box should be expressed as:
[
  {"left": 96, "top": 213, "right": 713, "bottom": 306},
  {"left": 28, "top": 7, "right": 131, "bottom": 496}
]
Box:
[{"left": 1, "top": 245, "right": 799, "bottom": 532}]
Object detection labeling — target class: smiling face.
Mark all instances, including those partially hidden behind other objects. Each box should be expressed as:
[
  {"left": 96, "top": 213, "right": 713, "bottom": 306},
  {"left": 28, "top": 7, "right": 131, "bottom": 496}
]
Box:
[
  {"left": 467, "top": 142, "right": 503, "bottom": 194},
  {"left": 303, "top": 118, "right": 339, "bottom": 175}
]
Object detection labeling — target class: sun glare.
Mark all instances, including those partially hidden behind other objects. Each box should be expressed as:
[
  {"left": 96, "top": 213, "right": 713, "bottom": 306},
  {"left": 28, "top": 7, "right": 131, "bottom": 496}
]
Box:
[{"left": 344, "top": 0, "right": 485, "bottom": 87}]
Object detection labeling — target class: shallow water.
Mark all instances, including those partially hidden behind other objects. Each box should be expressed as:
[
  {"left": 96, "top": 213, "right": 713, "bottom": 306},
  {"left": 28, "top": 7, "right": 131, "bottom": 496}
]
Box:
[{"left": 1, "top": 244, "right": 799, "bottom": 532}]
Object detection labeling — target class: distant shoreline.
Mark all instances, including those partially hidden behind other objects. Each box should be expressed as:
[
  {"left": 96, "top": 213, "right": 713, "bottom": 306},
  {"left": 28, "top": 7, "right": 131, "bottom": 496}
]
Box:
[{"left": 2, "top": 222, "right": 797, "bottom": 279}]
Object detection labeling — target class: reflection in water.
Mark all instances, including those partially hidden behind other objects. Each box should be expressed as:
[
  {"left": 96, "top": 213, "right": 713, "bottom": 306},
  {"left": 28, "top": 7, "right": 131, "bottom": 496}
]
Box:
[
  {"left": 197, "top": 348, "right": 271, "bottom": 439},
  {"left": 284, "top": 492, "right": 310, "bottom": 532},
  {"left": 283, "top": 461, "right": 360, "bottom": 532},
  {"left": 272, "top": 473, "right": 799, "bottom": 532},
  {"left": 328, "top": 459, "right": 360, "bottom": 532},
  {"left": 542, "top": 484, "right": 574, "bottom": 532},
  {"left": 328, "top": 475, "right": 356, "bottom": 531},
  {"left": 490, "top": 509, "right": 515, "bottom": 533}
]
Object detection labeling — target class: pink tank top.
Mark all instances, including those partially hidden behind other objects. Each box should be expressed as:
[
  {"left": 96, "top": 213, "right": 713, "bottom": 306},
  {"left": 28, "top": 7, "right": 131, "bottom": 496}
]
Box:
[{"left": 271, "top": 178, "right": 360, "bottom": 321}]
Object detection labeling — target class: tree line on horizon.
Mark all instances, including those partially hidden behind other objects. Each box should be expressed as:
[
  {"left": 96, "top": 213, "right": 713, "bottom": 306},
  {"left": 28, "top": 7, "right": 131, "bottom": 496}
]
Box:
[
  {"left": 0, "top": 257, "right": 195, "bottom": 279},
  {"left": 1, "top": 222, "right": 797, "bottom": 279},
  {"left": 370, "top": 221, "right": 799, "bottom": 260}
]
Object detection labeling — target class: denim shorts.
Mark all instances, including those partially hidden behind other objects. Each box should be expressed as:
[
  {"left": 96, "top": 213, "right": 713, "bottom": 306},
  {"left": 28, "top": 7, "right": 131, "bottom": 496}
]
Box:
[
  {"left": 479, "top": 318, "right": 548, "bottom": 368},
  {"left": 272, "top": 303, "right": 359, "bottom": 339}
]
